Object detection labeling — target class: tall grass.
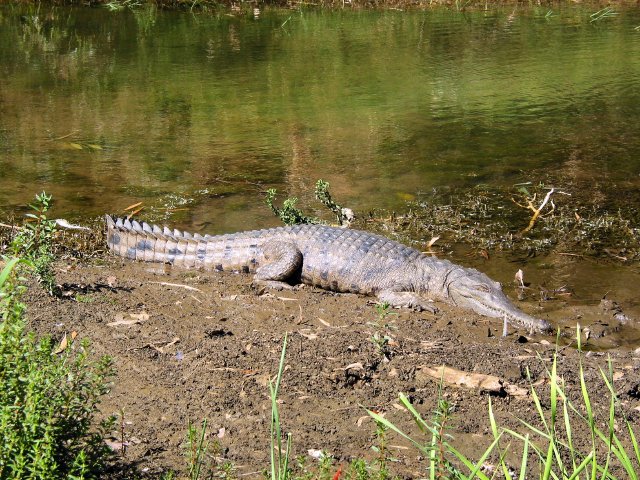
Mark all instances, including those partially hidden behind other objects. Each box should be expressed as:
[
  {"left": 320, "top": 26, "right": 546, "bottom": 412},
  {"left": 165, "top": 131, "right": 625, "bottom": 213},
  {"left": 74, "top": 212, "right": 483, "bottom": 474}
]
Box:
[{"left": 368, "top": 328, "right": 640, "bottom": 478}]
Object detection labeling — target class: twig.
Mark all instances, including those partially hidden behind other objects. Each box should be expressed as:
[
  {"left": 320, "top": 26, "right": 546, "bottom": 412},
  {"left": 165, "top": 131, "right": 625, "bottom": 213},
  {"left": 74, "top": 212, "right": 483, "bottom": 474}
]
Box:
[
  {"left": 149, "top": 281, "right": 203, "bottom": 293},
  {"left": 522, "top": 188, "right": 555, "bottom": 233},
  {"left": 0, "top": 223, "right": 19, "bottom": 230}
]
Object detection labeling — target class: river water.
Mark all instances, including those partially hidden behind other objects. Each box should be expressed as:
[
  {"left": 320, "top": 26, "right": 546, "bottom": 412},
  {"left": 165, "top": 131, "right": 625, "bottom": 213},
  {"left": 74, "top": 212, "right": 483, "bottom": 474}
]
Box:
[{"left": 1, "top": 4, "right": 640, "bottom": 345}]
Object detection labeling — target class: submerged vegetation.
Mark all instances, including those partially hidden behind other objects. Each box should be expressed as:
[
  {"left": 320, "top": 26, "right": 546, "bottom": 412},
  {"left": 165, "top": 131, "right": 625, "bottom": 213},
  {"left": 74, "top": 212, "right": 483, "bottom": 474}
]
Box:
[{"left": 372, "top": 179, "right": 640, "bottom": 262}]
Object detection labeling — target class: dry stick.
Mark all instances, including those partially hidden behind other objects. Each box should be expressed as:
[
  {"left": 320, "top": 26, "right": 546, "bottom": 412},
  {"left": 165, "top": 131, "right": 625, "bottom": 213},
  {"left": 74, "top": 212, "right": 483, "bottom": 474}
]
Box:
[
  {"left": 149, "top": 281, "right": 203, "bottom": 293},
  {"left": 521, "top": 187, "right": 555, "bottom": 233}
]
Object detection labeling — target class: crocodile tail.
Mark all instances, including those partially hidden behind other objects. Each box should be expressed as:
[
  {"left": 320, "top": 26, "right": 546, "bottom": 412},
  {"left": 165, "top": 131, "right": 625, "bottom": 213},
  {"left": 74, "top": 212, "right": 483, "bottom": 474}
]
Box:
[{"left": 105, "top": 215, "right": 212, "bottom": 268}]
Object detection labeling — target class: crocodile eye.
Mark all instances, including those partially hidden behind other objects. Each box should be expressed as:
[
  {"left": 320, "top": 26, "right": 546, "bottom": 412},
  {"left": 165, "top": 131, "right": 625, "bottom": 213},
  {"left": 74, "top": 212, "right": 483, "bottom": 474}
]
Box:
[{"left": 475, "top": 284, "right": 491, "bottom": 293}]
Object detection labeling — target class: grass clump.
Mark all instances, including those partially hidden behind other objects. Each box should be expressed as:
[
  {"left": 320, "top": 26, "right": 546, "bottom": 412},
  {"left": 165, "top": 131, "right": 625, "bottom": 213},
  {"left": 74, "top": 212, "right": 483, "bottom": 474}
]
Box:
[
  {"left": 367, "top": 328, "right": 640, "bottom": 479},
  {"left": 0, "top": 238, "right": 115, "bottom": 479}
]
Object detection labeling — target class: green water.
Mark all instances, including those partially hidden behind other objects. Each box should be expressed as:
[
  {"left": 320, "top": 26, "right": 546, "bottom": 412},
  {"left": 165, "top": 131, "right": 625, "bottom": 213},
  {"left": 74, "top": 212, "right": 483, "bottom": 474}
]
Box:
[
  {"left": 2, "top": 5, "right": 640, "bottom": 229},
  {"left": 2, "top": 4, "right": 640, "bottom": 343}
]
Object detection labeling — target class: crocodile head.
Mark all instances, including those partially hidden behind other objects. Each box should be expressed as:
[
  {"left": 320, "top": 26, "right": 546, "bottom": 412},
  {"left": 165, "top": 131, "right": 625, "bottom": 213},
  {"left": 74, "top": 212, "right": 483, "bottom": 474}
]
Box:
[{"left": 445, "top": 267, "right": 552, "bottom": 333}]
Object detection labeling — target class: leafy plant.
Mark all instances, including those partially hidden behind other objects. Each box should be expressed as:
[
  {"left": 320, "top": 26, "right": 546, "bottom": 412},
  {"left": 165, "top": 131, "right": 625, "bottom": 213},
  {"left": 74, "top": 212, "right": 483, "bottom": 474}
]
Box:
[
  {"left": 367, "top": 303, "right": 397, "bottom": 360},
  {"left": 314, "top": 180, "right": 352, "bottom": 226},
  {"left": 9, "top": 191, "right": 59, "bottom": 295},
  {"left": 0, "top": 259, "right": 115, "bottom": 479},
  {"left": 266, "top": 189, "right": 319, "bottom": 226},
  {"left": 265, "top": 180, "right": 352, "bottom": 227}
]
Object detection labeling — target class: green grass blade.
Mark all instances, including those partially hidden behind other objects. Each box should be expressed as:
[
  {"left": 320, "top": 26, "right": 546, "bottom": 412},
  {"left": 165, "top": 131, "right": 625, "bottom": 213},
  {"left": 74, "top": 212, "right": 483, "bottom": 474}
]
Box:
[
  {"left": 542, "top": 438, "right": 554, "bottom": 480},
  {"left": 367, "top": 410, "right": 432, "bottom": 456},
  {"left": 566, "top": 452, "right": 594, "bottom": 480},
  {"left": 0, "top": 258, "right": 22, "bottom": 288},
  {"left": 398, "top": 392, "right": 431, "bottom": 433},
  {"left": 518, "top": 434, "right": 529, "bottom": 480},
  {"left": 447, "top": 437, "right": 499, "bottom": 480},
  {"left": 488, "top": 398, "right": 512, "bottom": 479},
  {"left": 625, "top": 418, "right": 640, "bottom": 467}
]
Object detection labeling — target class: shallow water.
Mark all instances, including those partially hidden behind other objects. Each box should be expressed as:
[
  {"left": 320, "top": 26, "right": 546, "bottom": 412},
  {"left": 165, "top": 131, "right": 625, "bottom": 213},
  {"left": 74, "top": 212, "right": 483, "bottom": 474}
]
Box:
[{"left": 1, "top": 4, "right": 640, "bottom": 344}]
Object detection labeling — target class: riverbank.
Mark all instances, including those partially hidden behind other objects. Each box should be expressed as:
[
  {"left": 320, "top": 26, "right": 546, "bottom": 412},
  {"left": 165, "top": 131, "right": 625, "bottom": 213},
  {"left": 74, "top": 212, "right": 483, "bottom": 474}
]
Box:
[{"left": 19, "top": 252, "right": 640, "bottom": 477}]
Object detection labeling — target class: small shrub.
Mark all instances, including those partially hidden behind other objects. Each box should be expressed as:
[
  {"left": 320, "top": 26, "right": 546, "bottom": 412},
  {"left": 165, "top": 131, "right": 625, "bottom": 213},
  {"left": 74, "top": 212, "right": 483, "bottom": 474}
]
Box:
[
  {"left": 0, "top": 259, "right": 115, "bottom": 479},
  {"left": 9, "top": 191, "right": 59, "bottom": 295}
]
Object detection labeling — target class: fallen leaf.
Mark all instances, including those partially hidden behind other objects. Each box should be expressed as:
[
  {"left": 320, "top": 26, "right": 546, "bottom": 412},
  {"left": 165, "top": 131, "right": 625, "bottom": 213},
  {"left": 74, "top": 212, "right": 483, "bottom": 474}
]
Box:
[
  {"left": 420, "top": 365, "right": 502, "bottom": 391},
  {"left": 299, "top": 332, "right": 319, "bottom": 340},
  {"left": 337, "top": 362, "right": 364, "bottom": 371},
  {"left": 356, "top": 415, "right": 370, "bottom": 427},
  {"left": 53, "top": 333, "right": 68, "bottom": 354},
  {"left": 108, "top": 312, "right": 149, "bottom": 327},
  {"left": 277, "top": 296, "right": 298, "bottom": 302},
  {"left": 308, "top": 449, "right": 324, "bottom": 459},
  {"left": 504, "top": 383, "right": 529, "bottom": 397}
]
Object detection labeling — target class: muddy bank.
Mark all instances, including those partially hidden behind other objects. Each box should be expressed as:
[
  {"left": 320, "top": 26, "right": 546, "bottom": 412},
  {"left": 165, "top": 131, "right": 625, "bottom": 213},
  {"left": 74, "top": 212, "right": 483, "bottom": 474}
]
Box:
[{"left": 20, "top": 253, "right": 640, "bottom": 477}]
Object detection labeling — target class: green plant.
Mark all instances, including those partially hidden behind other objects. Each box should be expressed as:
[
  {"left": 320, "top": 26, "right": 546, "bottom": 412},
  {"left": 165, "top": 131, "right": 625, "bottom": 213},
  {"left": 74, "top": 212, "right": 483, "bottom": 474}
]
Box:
[
  {"left": 270, "top": 333, "right": 293, "bottom": 480},
  {"left": 314, "top": 180, "right": 352, "bottom": 226},
  {"left": 186, "top": 419, "right": 210, "bottom": 480},
  {"left": 370, "top": 422, "right": 392, "bottom": 480},
  {"left": 265, "top": 189, "right": 319, "bottom": 226},
  {"left": 0, "top": 259, "right": 115, "bottom": 479},
  {"left": 368, "top": 303, "right": 397, "bottom": 359},
  {"left": 367, "top": 327, "right": 640, "bottom": 479},
  {"left": 368, "top": 391, "right": 501, "bottom": 480},
  {"left": 491, "top": 327, "right": 640, "bottom": 479},
  {"left": 9, "top": 191, "right": 59, "bottom": 295},
  {"left": 265, "top": 180, "right": 351, "bottom": 227},
  {"left": 590, "top": 7, "right": 617, "bottom": 23}
]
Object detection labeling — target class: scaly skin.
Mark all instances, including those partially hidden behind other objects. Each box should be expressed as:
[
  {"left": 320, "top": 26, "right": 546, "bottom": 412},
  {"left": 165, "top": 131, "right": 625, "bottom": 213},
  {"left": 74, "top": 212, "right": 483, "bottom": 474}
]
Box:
[{"left": 105, "top": 215, "right": 551, "bottom": 332}]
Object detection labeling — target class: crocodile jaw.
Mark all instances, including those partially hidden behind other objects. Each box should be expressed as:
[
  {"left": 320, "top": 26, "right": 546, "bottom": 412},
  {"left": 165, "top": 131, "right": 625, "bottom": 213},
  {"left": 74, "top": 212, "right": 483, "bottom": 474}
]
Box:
[
  {"left": 446, "top": 271, "right": 551, "bottom": 333},
  {"left": 458, "top": 292, "right": 551, "bottom": 332}
]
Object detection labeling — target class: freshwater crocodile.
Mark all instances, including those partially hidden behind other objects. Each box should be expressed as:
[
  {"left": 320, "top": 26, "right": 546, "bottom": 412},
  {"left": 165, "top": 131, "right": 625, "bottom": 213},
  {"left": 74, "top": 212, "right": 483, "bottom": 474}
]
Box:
[{"left": 105, "top": 215, "right": 551, "bottom": 332}]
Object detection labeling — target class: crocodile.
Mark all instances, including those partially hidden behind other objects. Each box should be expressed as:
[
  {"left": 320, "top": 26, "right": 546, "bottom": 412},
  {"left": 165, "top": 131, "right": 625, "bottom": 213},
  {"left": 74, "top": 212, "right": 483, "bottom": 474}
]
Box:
[{"left": 105, "top": 215, "right": 551, "bottom": 332}]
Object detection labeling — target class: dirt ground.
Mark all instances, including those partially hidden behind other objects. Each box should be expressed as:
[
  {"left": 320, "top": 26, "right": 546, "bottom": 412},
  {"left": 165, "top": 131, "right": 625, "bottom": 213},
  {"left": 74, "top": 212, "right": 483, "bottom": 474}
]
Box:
[{"left": 21, "top": 254, "right": 640, "bottom": 478}]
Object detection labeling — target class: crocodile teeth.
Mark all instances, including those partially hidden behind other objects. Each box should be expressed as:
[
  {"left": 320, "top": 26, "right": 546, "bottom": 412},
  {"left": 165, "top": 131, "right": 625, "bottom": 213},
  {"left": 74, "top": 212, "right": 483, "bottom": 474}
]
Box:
[
  {"left": 132, "top": 220, "right": 142, "bottom": 232},
  {"left": 163, "top": 226, "right": 172, "bottom": 236},
  {"left": 173, "top": 229, "right": 182, "bottom": 237},
  {"left": 142, "top": 222, "right": 152, "bottom": 233},
  {"left": 153, "top": 224, "right": 162, "bottom": 234}
]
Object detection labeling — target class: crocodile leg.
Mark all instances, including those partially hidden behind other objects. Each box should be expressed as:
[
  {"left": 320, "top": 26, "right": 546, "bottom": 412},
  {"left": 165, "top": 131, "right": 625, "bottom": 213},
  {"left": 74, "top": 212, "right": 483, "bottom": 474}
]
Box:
[
  {"left": 252, "top": 240, "right": 303, "bottom": 290},
  {"left": 377, "top": 290, "right": 438, "bottom": 313}
]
